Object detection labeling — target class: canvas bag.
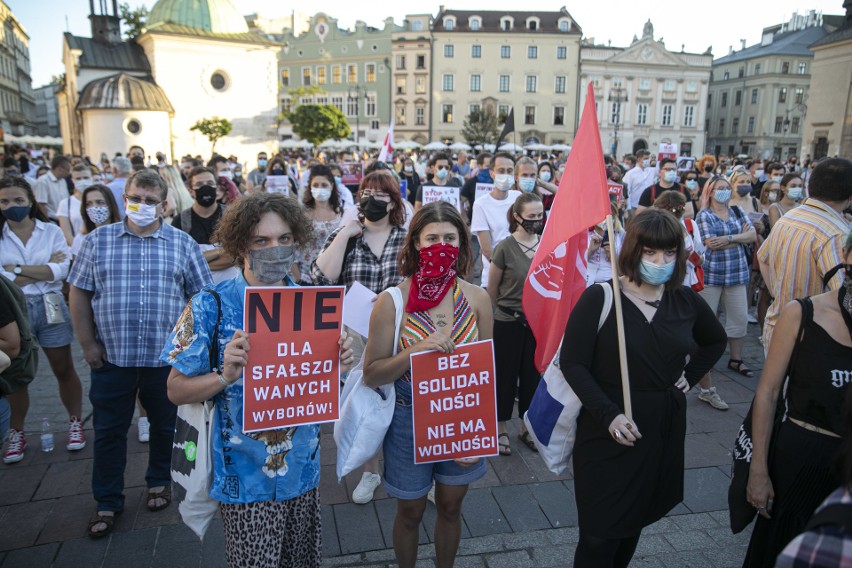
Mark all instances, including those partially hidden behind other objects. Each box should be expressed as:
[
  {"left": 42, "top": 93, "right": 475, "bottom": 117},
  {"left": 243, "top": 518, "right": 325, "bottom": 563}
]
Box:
[
  {"left": 523, "top": 282, "right": 613, "bottom": 474},
  {"left": 334, "top": 286, "right": 404, "bottom": 481},
  {"left": 0, "top": 275, "right": 39, "bottom": 395},
  {"left": 171, "top": 290, "right": 221, "bottom": 540}
]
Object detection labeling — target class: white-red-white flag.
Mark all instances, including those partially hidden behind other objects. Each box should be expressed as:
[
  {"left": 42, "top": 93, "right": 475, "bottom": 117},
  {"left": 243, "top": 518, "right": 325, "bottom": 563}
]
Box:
[
  {"left": 522, "top": 83, "right": 611, "bottom": 372},
  {"left": 378, "top": 119, "right": 394, "bottom": 162}
]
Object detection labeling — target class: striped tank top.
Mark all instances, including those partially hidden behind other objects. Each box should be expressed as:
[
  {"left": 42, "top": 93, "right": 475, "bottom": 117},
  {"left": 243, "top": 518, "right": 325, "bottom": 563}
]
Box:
[{"left": 398, "top": 281, "right": 479, "bottom": 383}]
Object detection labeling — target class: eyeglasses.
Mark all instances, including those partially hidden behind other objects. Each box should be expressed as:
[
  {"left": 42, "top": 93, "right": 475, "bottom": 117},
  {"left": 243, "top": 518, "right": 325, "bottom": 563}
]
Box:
[{"left": 125, "top": 194, "right": 162, "bottom": 207}]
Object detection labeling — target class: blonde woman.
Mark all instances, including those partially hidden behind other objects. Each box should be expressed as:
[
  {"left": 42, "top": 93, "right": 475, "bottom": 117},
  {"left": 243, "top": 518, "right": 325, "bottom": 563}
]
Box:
[{"left": 158, "top": 165, "right": 193, "bottom": 221}]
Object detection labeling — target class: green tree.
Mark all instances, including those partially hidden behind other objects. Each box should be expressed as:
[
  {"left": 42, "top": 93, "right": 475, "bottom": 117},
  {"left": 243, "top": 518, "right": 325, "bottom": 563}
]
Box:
[
  {"left": 286, "top": 104, "right": 351, "bottom": 147},
  {"left": 190, "top": 117, "right": 232, "bottom": 154},
  {"left": 460, "top": 107, "right": 500, "bottom": 147},
  {"left": 119, "top": 3, "right": 149, "bottom": 40}
]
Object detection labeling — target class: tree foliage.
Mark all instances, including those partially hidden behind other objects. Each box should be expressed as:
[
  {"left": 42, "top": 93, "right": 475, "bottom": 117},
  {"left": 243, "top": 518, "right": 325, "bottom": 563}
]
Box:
[
  {"left": 460, "top": 107, "right": 500, "bottom": 146},
  {"left": 286, "top": 104, "right": 351, "bottom": 147},
  {"left": 119, "top": 3, "right": 149, "bottom": 40},
  {"left": 190, "top": 117, "right": 232, "bottom": 153}
]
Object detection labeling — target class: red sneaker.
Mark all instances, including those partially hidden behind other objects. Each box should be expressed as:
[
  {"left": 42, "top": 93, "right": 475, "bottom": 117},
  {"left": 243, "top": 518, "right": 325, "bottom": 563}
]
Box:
[
  {"left": 3, "top": 429, "right": 26, "bottom": 464},
  {"left": 67, "top": 417, "right": 86, "bottom": 451}
]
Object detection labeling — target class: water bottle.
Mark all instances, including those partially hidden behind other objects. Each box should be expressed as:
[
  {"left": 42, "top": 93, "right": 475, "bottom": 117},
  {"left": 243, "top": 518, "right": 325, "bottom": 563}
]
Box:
[{"left": 41, "top": 418, "right": 54, "bottom": 452}]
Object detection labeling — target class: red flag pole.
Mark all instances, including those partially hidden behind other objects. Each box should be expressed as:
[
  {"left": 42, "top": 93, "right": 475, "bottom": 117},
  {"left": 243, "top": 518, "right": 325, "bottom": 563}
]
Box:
[{"left": 605, "top": 214, "right": 632, "bottom": 420}]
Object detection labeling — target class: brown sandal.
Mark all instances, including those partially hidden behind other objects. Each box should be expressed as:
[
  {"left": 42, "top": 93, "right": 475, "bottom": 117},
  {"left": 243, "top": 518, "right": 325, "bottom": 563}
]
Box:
[
  {"left": 147, "top": 486, "right": 171, "bottom": 512},
  {"left": 518, "top": 431, "right": 538, "bottom": 453},
  {"left": 498, "top": 433, "right": 511, "bottom": 456},
  {"left": 87, "top": 511, "right": 119, "bottom": 538}
]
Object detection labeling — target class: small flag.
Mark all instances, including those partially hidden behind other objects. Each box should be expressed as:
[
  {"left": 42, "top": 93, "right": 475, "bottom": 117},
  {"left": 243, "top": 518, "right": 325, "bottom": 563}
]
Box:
[
  {"left": 378, "top": 119, "right": 394, "bottom": 163},
  {"left": 496, "top": 108, "right": 514, "bottom": 149}
]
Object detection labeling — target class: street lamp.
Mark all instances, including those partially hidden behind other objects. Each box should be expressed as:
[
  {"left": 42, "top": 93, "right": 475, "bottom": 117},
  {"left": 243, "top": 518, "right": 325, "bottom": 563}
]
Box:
[
  {"left": 608, "top": 85, "right": 628, "bottom": 157},
  {"left": 348, "top": 85, "right": 367, "bottom": 147}
]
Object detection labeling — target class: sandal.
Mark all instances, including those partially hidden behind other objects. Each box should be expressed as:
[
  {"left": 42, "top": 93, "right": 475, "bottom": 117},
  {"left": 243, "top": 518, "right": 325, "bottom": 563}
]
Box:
[
  {"left": 87, "top": 510, "right": 120, "bottom": 539},
  {"left": 147, "top": 486, "right": 171, "bottom": 512},
  {"left": 498, "top": 433, "right": 511, "bottom": 456},
  {"left": 728, "top": 359, "right": 754, "bottom": 378},
  {"left": 518, "top": 431, "right": 538, "bottom": 453}
]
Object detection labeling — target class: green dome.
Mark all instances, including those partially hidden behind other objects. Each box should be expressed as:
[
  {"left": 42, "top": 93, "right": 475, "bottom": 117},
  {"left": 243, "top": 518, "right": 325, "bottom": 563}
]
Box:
[{"left": 147, "top": 0, "right": 249, "bottom": 34}]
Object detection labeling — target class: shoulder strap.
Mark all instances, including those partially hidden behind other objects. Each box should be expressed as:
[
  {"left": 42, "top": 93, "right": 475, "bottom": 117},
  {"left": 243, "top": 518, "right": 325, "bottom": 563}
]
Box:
[
  {"left": 337, "top": 235, "right": 360, "bottom": 285},
  {"left": 596, "top": 282, "right": 614, "bottom": 332},
  {"left": 205, "top": 289, "right": 222, "bottom": 372},
  {"left": 684, "top": 217, "right": 694, "bottom": 235},
  {"left": 650, "top": 185, "right": 657, "bottom": 203},
  {"left": 731, "top": 205, "right": 744, "bottom": 220},
  {"left": 805, "top": 503, "right": 852, "bottom": 533},
  {"left": 787, "top": 298, "right": 813, "bottom": 377},
  {"left": 386, "top": 287, "right": 404, "bottom": 356},
  {"left": 823, "top": 264, "right": 846, "bottom": 290},
  {"left": 180, "top": 208, "right": 193, "bottom": 236}
]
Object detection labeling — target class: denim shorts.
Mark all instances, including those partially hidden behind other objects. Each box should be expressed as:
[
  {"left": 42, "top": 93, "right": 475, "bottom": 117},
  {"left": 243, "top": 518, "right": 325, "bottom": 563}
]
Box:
[
  {"left": 26, "top": 294, "right": 74, "bottom": 348},
  {"left": 382, "top": 379, "right": 487, "bottom": 500}
]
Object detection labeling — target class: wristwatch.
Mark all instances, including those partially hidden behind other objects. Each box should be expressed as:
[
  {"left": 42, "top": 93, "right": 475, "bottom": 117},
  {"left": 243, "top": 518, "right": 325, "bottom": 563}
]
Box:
[
  {"left": 13, "top": 264, "right": 22, "bottom": 275},
  {"left": 727, "top": 235, "right": 733, "bottom": 243}
]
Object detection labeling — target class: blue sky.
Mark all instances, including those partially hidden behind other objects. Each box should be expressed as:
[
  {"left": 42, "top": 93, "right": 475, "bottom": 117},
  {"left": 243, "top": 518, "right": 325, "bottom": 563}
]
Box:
[{"left": 10, "top": 0, "right": 846, "bottom": 87}]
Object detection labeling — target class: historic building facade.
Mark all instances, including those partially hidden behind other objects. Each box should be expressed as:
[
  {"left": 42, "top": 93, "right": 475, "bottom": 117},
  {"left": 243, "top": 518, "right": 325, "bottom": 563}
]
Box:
[
  {"left": 391, "top": 15, "right": 433, "bottom": 145},
  {"left": 0, "top": 0, "right": 35, "bottom": 137}
]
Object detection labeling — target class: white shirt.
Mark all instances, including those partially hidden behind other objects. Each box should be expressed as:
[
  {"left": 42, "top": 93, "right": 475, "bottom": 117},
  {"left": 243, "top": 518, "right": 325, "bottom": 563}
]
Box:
[
  {"left": 471, "top": 190, "right": 521, "bottom": 287},
  {"left": 336, "top": 183, "right": 355, "bottom": 209},
  {"left": 0, "top": 220, "right": 71, "bottom": 295},
  {"left": 623, "top": 166, "right": 658, "bottom": 210},
  {"left": 57, "top": 195, "right": 84, "bottom": 238},
  {"left": 33, "top": 171, "right": 69, "bottom": 220}
]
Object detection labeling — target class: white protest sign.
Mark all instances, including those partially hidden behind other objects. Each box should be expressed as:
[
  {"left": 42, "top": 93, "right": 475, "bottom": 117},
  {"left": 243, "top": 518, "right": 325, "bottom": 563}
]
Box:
[
  {"left": 265, "top": 175, "right": 291, "bottom": 196},
  {"left": 421, "top": 186, "right": 461, "bottom": 211},
  {"left": 474, "top": 183, "right": 494, "bottom": 203}
]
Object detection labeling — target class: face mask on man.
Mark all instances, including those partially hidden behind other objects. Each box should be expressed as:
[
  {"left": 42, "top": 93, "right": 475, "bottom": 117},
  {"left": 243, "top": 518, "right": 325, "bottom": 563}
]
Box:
[
  {"left": 518, "top": 178, "right": 536, "bottom": 193},
  {"left": 770, "top": 176, "right": 783, "bottom": 183},
  {"left": 663, "top": 171, "right": 677, "bottom": 184},
  {"left": 754, "top": 169, "right": 764, "bottom": 178},
  {"left": 75, "top": 178, "right": 94, "bottom": 190},
  {"left": 125, "top": 201, "right": 159, "bottom": 226},
  {"left": 219, "top": 170, "right": 233, "bottom": 180},
  {"left": 195, "top": 184, "right": 217, "bottom": 207},
  {"left": 643, "top": 159, "right": 650, "bottom": 168},
  {"left": 493, "top": 174, "right": 514, "bottom": 191},
  {"left": 258, "top": 159, "right": 268, "bottom": 168},
  {"left": 435, "top": 168, "right": 449, "bottom": 180}
]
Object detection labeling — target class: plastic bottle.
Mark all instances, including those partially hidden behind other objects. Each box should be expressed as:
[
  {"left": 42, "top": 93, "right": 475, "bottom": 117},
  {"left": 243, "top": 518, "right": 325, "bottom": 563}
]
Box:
[{"left": 41, "top": 418, "right": 54, "bottom": 452}]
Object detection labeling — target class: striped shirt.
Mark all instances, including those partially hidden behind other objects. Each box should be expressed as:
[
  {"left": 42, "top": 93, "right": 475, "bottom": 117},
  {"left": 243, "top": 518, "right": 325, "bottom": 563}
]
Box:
[{"left": 757, "top": 198, "right": 848, "bottom": 348}]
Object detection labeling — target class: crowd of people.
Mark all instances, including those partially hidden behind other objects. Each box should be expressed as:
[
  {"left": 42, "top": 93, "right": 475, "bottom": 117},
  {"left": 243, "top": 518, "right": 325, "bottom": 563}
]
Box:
[{"left": 0, "top": 140, "right": 849, "bottom": 568}]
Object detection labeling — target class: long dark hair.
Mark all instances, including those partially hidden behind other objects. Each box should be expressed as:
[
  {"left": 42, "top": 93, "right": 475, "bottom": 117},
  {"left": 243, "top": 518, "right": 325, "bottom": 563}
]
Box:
[
  {"left": 80, "top": 184, "right": 121, "bottom": 234},
  {"left": 302, "top": 164, "right": 342, "bottom": 215},
  {"left": 399, "top": 201, "right": 472, "bottom": 278},
  {"left": 0, "top": 176, "right": 49, "bottom": 238}
]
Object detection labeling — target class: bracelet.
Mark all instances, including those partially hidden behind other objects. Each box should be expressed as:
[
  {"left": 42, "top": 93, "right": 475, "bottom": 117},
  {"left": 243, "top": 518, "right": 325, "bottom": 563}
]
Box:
[{"left": 217, "top": 372, "right": 231, "bottom": 388}]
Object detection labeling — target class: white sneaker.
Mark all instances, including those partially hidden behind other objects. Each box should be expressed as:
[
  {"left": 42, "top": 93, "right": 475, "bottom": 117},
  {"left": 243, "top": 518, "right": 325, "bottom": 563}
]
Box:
[
  {"left": 137, "top": 417, "right": 150, "bottom": 443},
  {"left": 698, "top": 387, "right": 729, "bottom": 411},
  {"left": 427, "top": 484, "right": 436, "bottom": 504},
  {"left": 352, "top": 472, "right": 381, "bottom": 504}
]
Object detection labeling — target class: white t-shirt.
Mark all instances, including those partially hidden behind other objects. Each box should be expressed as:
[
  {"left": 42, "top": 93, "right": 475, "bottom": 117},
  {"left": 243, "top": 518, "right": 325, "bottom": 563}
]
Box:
[
  {"left": 57, "top": 195, "right": 83, "bottom": 238},
  {"left": 623, "top": 166, "right": 658, "bottom": 210},
  {"left": 471, "top": 190, "right": 521, "bottom": 287}
]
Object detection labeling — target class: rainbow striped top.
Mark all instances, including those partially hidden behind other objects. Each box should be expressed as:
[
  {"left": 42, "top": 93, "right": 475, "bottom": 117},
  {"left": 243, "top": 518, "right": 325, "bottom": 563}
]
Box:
[{"left": 398, "top": 280, "right": 479, "bottom": 383}]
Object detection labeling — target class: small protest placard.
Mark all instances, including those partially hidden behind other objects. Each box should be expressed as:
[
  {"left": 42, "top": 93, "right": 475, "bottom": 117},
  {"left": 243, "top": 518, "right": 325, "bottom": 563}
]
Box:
[
  {"left": 265, "top": 175, "right": 291, "bottom": 196},
  {"left": 658, "top": 143, "right": 678, "bottom": 162},
  {"left": 243, "top": 286, "right": 344, "bottom": 432},
  {"left": 474, "top": 183, "right": 494, "bottom": 202},
  {"left": 340, "top": 162, "right": 364, "bottom": 186},
  {"left": 677, "top": 156, "right": 696, "bottom": 172},
  {"left": 607, "top": 181, "right": 624, "bottom": 200},
  {"left": 410, "top": 340, "right": 499, "bottom": 464},
  {"left": 421, "top": 185, "right": 461, "bottom": 211}
]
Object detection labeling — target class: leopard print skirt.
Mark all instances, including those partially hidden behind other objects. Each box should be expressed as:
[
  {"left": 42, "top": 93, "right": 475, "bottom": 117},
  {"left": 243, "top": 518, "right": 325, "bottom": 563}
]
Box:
[{"left": 220, "top": 488, "right": 321, "bottom": 568}]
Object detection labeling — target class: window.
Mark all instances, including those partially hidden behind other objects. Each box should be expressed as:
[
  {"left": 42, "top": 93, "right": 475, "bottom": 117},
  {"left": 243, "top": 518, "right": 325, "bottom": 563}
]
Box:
[
  {"left": 798, "top": 62, "right": 807, "bottom": 75},
  {"left": 707, "top": 93, "right": 712, "bottom": 108},
  {"left": 555, "top": 76, "right": 566, "bottom": 94},
  {"left": 396, "top": 104, "right": 406, "bottom": 125},
  {"left": 302, "top": 67, "right": 311, "bottom": 86},
  {"left": 754, "top": 63, "right": 761, "bottom": 75},
  {"left": 775, "top": 116, "right": 783, "bottom": 133},
  {"left": 332, "top": 65, "right": 342, "bottom": 84},
  {"left": 751, "top": 88, "right": 758, "bottom": 104},
  {"left": 331, "top": 96, "right": 344, "bottom": 112},
  {"left": 684, "top": 106, "right": 695, "bottom": 127},
  {"left": 346, "top": 95, "right": 358, "bottom": 117},
  {"left": 527, "top": 18, "right": 538, "bottom": 31},
  {"left": 396, "top": 55, "right": 406, "bottom": 70},
  {"left": 738, "top": 67, "right": 744, "bottom": 78},
  {"left": 795, "top": 88, "right": 804, "bottom": 104},
  {"left": 396, "top": 77, "right": 406, "bottom": 95},
  {"left": 210, "top": 72, "right": 228, "bottom": 91},
  {"left": 662, "top": 104, "right": 673, "bottom": 126},
  {"left": 526, "top": 75, "right": 537, "bottom": 93},
  {"left": 281, "top": 98, "right": 292, "bottom": 116},
  {"left": 781, "top": 61, "right": 790, "bottom": 74},
  {"left": 498, "top": 105, "right": 510, "bottom": 123},
  {"left": 299, "top": 96, "right": 312, "bottom": 105},
  {"left": 470, "top": 17, "right": 481, "bottom": 31},
  {"left": 554, "top": 106, "right": 565, "bottom": 126},
  {"left": 442, "top": 74, "right": 454, "bottom": 91},
  {"left": 366, "top": 94, "right": 376, "bottom": 116},
  {"left": 779, "top": 87, "right": 787, "bottom": 103},
  {"left": 444, "top": 17, "right": 455, "bottom": 31},
  {"left": 281, "top": 69, "right": 289, "bottom": 87},
  {"left": 499, "top": 75, "right": 510, "bottom": 92},
  {"left": 125, "top": 118, "right": 141, "bottom": 134},
  {"left": 791, "top": 117, "right": 800, "bottom": 133},
  {"left": 524, "top": 105, "right": 536, "bottom": 125},
  {"left": 732, "top": 117, "right": 739, "bottom": 134},
  {"left": 501, "top": 17, "right": 513, "bottom": 31},
  {"left": 444, "top": 44, "right": 454, "bottom": 58},
  {"left": 317, "top": 66, "right": 326, "bottom": 85},
  {"left": 664, "top": 79, "right": 675, "bottom": 91},
  {"left": 558, "top": 19, "right": 570, "bottom": 32},
  {"left": 416, "top": 55, "right": 426, "bottom": 69},
  {"left": 528, "top": 46, "right": 538, "bottom": 59},
  {"left": 721, "top": 92, "right": 728, "bottom": 107},
  {"left": 639, "top": 78, "right": 651, "bottom": 91},
  {"left": 470, "top": 74, "right": 481, "bottom": 92},
  {"left": 637, "top": 103, "right": 648, "bottom": 125},
  {"left": 416, "top": 106, "right": 425, "bottom": 125},
  {"left": 610, "top": 102, "right": 621, "bottom": 124},
  {"left": 719, "top": 118, "right": 725, "bottom": 134},
  {"left": 370, "top": 119, "right": 380, "bottom": 130},
  {"left": 366, "top": 63, "right": 376, "bottom": 83},
  {"left": 686, "top": 80, "right": 697, "bottom": 93},
  {"left": 315, "top": 95, "right": 328, "bottom": 105},
  {"left": 472, "top": 45, "right": 481, "bottom": 58},
  {"left": 442, "top": 104, "right": 453, "bottom": 123},
  {"left": 735, "top": 90, "right": 742, "bottom": 105},
  {"left": 723, "top": 71, "right": 730, "bottom": 80},
  {"left": 412, "top": 19, "right": 424, "bottom": 31},
  {"left": 747, "top": 116, "right": 755, "bottom": 133},
  {"left": 415, "top": 77, "right": 426, "bottom": 94},
  {"left": 501, "top": 45, "right": 511, "bottom": 59},
  {"left": 347, "top": 64, "right": 357, "bottom": 84},
  {"left": 557, "top": 46, "right": 567, "bottom": 59}
]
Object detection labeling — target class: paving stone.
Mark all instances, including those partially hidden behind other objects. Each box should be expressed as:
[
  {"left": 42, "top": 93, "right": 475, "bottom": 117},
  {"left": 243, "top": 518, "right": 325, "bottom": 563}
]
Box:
[
  {"left": 484, "top": 549, "right": 534, "bottom": 568},
  {"left": 546, "top": 526, "right": 580, "bottom": 545},
  {"left": 491, "top": 485, "right": 550, "bottom": 532},
  {"left": 320, "top": 465, "right": 351, "bottom": 504},
  {"left": 453, "top": 555, "right": 487, "bottom": 568},
  {"left": 501, "top": 529, "right": 552, "bottom": 550},
  {"left": 460, "top": 489, "right": 511, "bottom": 537},
  {"left": 667, "top": 502, "right": 691, "bottom": 515},
  {"left": 334, "top": 502, "right": 386, "bottom": 554},
  {"left": 132, "top": 492, "right": 182, "bottom": 530},
  {"left": 0, "top": 542, "right": 58, "bottom": 567},
  {"left": 668, "top": 512, "right": 722, "bottom": 531},
  {"left": 633, "top": 534, "right": 675, "bottom": 556},
  {"left": 529, "top": 481, "right": 576, "bottom": 528},
  {"left": 706, "top": 543, "right": 753, "bottom": 568},
  {"left": 643, "top": 516, "right": 677, "bottom": 535},
  {"left": 321, "top": 553, "right": 369, "bottom": 567},
  {"left": 686, "top": 399, "right": 751, "bottom": 434},
  {"left": 0, "top": 499, "right": 54, "bottom": 551},
  {"left": 199, "top": 518, "right": 228, "bottom": 568},
  {"left": 488, "top": 453, "right": 537, "bottom": 486},
  {"left": 0, "top": 464, "right": 47, "bottom": 505},
  {"left": 455, "top": 534, "right": 507, "bottom": 555},
  {"left": 32, "top": 460, "right": 92, "bottom": 500},
  {"left": 704, "top": 526, "right": 754, "bottom": 548},
  {"left": 414, "top": 559, "right": 435, "bottom": 568},
  {"left": 531, "top": 543, "right": 576, "bottom": 567},
  {"left": 152, "top": 522, "right": 203, "bottom": 566},
  {"left": 102, "top": 526, "right": 159, "bottom": 567},
  {"left": 662, "top": 528, "right": 718, "bottom": 552},
  {"left": 363, "top": 548, "right": 397, "bottom": 563},
  {"left": 682, "top": 467, "right": 730, "bottom": 513},
  {"left": 468, "top": 461, "right": 502, "bottom": 489},
  {"left": 685, "top": 433, "right": 736, "bottom": 469},
  {"left": 629, "top": 556, "right": 666, "bottom": 567},
  {"left": 36, "top": 494, "right": 95, "bottom": 544},
  {"left": 323, "top": 503, "right": 341, "bottom": 558}
]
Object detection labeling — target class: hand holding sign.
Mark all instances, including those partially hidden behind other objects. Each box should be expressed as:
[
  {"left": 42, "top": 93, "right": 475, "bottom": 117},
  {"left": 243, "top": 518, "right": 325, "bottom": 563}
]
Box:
[
  {"left": 223, "top": 330, "right": 250, "bottom": 383},
  {"left": 339, "top": 330, "right": 355, "bottom": 374}
]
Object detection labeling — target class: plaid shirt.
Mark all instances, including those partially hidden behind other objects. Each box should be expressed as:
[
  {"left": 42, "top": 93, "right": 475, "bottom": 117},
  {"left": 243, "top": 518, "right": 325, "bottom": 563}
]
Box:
[
  {"left": 776, "top": 487, "right": 852, "bottom": 567},
  {"left": 68, "top": 220, "right": 212, "bottom": 367},
  {"left": 311, "top": 224, "right": 405, "bottom": 294},
  {"left": 696, "top": 206, "right": 753, "bottom": 287}
]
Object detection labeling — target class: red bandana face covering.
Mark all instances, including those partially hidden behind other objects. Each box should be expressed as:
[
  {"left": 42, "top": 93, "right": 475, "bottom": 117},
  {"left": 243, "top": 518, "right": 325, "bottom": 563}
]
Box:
[{"left": 407, "top": 242, "right": 459, "bottom": 313}]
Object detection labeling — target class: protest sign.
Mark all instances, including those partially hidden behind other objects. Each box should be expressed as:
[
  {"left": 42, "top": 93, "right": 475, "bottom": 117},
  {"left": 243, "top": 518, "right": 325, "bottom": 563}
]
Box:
[
  {"left": 475, "top": 182, "right": 494, "bottom": 202},
  {"left": 677, "top": 156, "right": 696, "bottom": 172},
  {"left": 607, "top": 181, "right": 624, "bottom": 200},
  {"left": 421, "top": 185, "right": 461, "bottom": 211},
  {"left": 265, "top": 175, "right": 291, "bottom": 196},
  {"left": 340, "top": 162, "right": 364, "bottom": 186},
  {"left": 657, "top": 143, "right": 678, "bottom": 162},
  {"left": 243, "top": 286, "right": 344, "bottom": 432},
  {"left": 410, "top": 340, "right": 498, "bottom": 464}
]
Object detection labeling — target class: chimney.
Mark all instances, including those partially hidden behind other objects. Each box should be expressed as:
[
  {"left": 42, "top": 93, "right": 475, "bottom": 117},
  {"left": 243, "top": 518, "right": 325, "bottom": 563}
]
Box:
[
  {"left": 89, "top": 0, "right": 122, "bottom": 44},
  {"left": 740, "top": 39, "right": 746, "bottom": 50},
  {"left": 728, "top": 45, "right": 733, "bottom": 56},
  {"left": 845, "top": 0, "right": 852, "bottom": 21}
]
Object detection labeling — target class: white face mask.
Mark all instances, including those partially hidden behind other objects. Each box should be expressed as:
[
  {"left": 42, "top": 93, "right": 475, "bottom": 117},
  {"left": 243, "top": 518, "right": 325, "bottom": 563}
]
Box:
[
  {"left": 311, "top": 187, "right": 332, "bottom": 201},
  {"left": 219, "top": 170, "right": 233, "bottom": 180},
  {"left": 494, "top": 174, "right": 514, "bottom": 191},
  {"left": 125, "top": 201, "right": 159, "bottom": 227},
  {"left": 75, "top": 178, "right": 94, "bottom": 190}
]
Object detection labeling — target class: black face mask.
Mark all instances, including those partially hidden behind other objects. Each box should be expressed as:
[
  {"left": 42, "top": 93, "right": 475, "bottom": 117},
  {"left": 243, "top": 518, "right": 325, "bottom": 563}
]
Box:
[
  {"left": 360, "top": 196, "right": 390, "bottom": 222},
  {"left": 704, "top": 165, "right": 714, "bottom": 173},
  {"left": 520, "top": 218, "right": 544, "bottom": 235},
  {"left": 271, "top": 168, "right": 285, "bottom": 176},
  {"left": 195, "top": 184, "right": 217, "bottom": 207}
]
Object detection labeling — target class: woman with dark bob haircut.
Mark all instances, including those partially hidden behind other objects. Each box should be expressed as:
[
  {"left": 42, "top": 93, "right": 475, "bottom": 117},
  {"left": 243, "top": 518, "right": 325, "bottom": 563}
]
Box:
[
  {"left": 162, "top": 191, "right": 353, "bottom": 567},
  {"left": 559, "top": 209, "right": 727, "bottom": 567},
  {"left": 362, "top": 201, "right": 492, "bottom": 568}
]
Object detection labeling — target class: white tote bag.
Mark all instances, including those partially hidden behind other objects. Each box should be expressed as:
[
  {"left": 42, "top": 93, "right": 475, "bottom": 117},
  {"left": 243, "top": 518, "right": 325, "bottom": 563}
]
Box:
[
  {"left": 523, "top": 282, "right": 613, "bottom": 474},
  {"left": 171, "top": 400, "right": 219, "bottom": 539},
  {"left": 334, "top": 286, "right": 404, "bottom": 481}
]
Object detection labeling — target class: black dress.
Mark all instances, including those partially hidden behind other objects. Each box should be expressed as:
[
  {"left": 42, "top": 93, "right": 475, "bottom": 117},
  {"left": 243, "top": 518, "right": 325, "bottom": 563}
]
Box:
[{"left": 560, "top": 281, "right": 727, "bottom": 539}]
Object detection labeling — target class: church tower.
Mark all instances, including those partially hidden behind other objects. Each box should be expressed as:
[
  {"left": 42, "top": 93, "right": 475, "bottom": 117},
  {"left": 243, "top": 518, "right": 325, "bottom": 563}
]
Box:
[{"left": 89, "top": 0, "right": 122, "bottom": 44}]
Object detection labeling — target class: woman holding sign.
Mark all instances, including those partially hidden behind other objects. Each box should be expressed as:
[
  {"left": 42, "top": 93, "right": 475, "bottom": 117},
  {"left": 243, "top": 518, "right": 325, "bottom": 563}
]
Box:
[
  {"left": 363, "top": 201, "right": 494, "bottom": 568},
  {"left": 162, "top": 192, "right": 354, "bottom": 568},
  {"left": 560, "top": 210, "right": 726, "bottom": 568}
]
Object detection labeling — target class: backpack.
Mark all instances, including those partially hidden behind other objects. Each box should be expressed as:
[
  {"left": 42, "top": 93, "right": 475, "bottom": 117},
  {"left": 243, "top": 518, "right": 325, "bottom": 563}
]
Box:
[{"left": 0, "top": 275, "right": 39, "bottom": 395}]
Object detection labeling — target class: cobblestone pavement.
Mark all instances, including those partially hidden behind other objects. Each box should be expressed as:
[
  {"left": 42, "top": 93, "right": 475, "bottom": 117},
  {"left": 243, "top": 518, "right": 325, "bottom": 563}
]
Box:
[{"left": 0, "top": 322, "right": 765, "bottom": 567}]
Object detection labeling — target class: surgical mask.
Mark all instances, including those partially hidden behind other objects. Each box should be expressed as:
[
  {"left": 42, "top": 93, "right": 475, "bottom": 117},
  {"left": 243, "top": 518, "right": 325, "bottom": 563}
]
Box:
[
  {"left": 86, "top": 206, "right": 110, "bottom": 225},
  {"left": 663, "top": 171, "right": 677, "bottom": 183},
  {"left": 1, "top": 205, "right": 30, "bottom": 222},
  {"left": 770, "top": 176, "right": 783, "bottom": 183},
  {"left": 125, "top": 201, "right": 158, "bottom": 226},
  {"left": 334, "top": 176, "right": 342, "bottom": 185},
  {"left": 195, "top": 184, "right": 217, "bottom": 207},
  {"left": 258, "top": 159, "right": 268, "bottom": 168},
  {"left": 404, "top": 166, "right": 413, "bottom": 173},
  {"left": 539, "top": 171, "right": 551, "bottom": 182},
  {"left": 714, "top": 189, "right": 732, "bottom": 204},
  {"left": 75, "top": 179, "right": 94, "bottom": 190},
  {"left": 643, "top": 159, "right": 650, "bottom": 167},
  {"left": 520, "top": 218, "right": 543, "bottom": 235},
  {"left": 494, "top": 173, "right": 514, "bottom": 191},
  {"left": 311, "top": 187, "right": 332, "bottom": 201},
  {"left": 726, "top": 168, "right": 733, "bottom": 176},
  {"left": 106, "top": 173, "right": 114, "bottom": 182},
  {"left": 219, "top": 170, "right": 233, "bottom": 180},
  {"left": 436, "top": 168, "right": 449, "bottom": 180},
  {"left": 786, "top": 187, "right": 803, "bottom": 201},
  {"left": 360, "top": 196, "right": 390, "bottom": 222},
  {"left": 685, "top": 180, "right": 698, "bottom": 190},
  {"left": 768, "top": 191, "right": 779, "bottom": 202},
  {"left": 754, "top": 169, "right": 764, "bottom": 178},
  {"left": 736, "top": 185, "right": 751, "bottom": 197},
  {"left": 639, "top": 258, "right": 675, "bottom": 286},
  {"left": 518, "top": 178, "right": 536, "bottom": 193},
  {"left": 248, "top": 245, "right": 295, "bottom": 284}
]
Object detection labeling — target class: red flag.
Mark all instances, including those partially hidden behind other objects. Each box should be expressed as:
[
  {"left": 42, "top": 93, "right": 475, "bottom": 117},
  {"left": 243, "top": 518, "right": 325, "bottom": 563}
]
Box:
[
  {"left": 522, "top": 83, "right": 611, "bottom": 372},
  {"left": 378, "top": 119, "right": 394, "bottom": 162}
]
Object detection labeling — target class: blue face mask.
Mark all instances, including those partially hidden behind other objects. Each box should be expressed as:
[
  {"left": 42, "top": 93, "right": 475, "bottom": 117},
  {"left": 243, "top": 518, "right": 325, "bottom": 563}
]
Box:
[
  {"left": 663, "top": 171, "right": 678, "bottom": 183},
  {"left": 518, "top": 177, "right": 536, "bottom": 193},
  {"left": 476, "top": 168, "right": 491, "bottom": 183},
  {"left": 258, "top": 159, "right": 268, "bottom": 168},
  {"left": 334, "top": 176, "right": 342, "bottom": 185},
  {"left": 1, "top": 205, "right": 31, "bottom": 222},
  {"left": 539, "top": 171, "right": 552, "bottom": 182},
  {"left": 639, "top": 258, "right": 675, "bottom": 286},
  {"left": 786, "top": 187, "right": 803, "bottom": 201},
  {"left": 714, "top": 189, "right": 732, "bottom": 204}
]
